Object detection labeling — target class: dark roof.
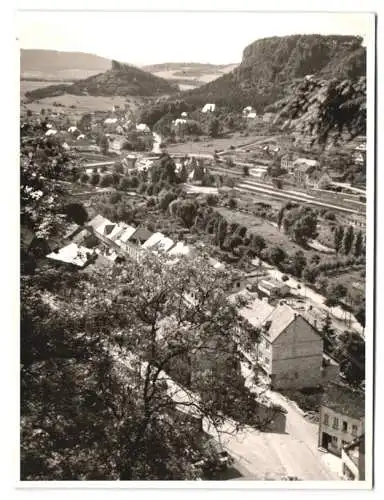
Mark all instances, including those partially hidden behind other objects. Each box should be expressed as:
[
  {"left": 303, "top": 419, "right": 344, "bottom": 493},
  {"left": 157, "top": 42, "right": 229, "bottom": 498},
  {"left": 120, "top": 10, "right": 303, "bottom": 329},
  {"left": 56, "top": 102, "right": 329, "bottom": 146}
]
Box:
[
  {"left": 321, "top": 383, "right": 365, "bottom": 420},
  {"left": 131, "top": 227, "right": 153, "bottom": 243}
]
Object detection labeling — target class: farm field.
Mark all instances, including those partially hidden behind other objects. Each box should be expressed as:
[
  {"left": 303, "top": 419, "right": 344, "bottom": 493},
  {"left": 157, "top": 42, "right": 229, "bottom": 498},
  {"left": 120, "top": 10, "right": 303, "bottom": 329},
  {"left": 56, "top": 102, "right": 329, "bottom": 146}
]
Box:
[
  {"left": 20, "top": 80, "right": 72, "bottom": 98},
  {"left": 21, "top": 88, "right": 144, "bottom": 117},
  {"left": 166, "top": 133, "right": 273, "bottom": 155},
  {"left": 216, "top": 206, "right": 333, "bottom": 261}
]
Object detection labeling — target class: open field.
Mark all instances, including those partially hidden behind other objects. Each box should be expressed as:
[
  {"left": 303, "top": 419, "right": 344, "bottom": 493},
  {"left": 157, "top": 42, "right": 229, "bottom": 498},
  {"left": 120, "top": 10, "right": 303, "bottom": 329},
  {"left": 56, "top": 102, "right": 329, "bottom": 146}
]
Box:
[
  {"left": 20, "top": 80, "right": 72, "bottom": 98},
  {"left": 216, "top": 206, "right": 324, "bottom": 260},
  {"left": 166, "top": 133, "right": 274, "bottom": 155},
  {"left": 21, "top": 90, "right": 144, "bottom": 117}
]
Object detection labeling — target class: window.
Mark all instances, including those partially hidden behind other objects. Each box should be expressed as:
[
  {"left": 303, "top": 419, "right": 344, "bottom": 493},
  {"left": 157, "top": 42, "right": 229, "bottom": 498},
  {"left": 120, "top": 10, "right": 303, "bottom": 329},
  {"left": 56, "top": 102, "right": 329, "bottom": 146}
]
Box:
[
  {"left": 331, "top": 436, "right": 338, "bottom": 446},
  {"left": 352, "top": 425, "right": 358, "bottom": 436},
  {"left": 333, "top": 417, "right": 339, "bottom": 430},
  {"left": 323, "top": 413, "right": 329, "bottom": 426},
  {"left": 342, "top": 421, "right": 348, "bottom": 433},
  {"left": 264, "top": 356, "right": 270, "bottom": 365},
  {"left": 265, "top": 342, "right": 270, "bottom": 352}
]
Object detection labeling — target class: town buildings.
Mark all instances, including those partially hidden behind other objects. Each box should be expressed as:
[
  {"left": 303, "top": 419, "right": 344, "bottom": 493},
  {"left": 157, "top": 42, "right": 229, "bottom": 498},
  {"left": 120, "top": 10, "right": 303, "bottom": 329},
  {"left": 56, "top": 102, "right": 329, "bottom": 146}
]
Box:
[
  {"left": 235, "top": 294, "right": 338, "bottom": 390},
  {"left": 318, "top": 383, "right": 365, "bottom": 457}
]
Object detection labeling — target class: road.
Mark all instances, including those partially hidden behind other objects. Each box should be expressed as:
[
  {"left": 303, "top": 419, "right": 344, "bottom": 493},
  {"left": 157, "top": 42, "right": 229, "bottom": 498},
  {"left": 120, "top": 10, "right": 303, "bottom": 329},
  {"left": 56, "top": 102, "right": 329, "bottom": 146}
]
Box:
[{"left": 234, "top": 363, "right": 341, "bottom": 480}]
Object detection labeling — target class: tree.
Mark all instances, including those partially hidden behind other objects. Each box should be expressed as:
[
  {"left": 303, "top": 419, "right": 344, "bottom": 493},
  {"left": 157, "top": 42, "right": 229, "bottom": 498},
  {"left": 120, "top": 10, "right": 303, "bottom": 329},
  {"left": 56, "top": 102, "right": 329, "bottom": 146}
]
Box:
[
  {"left": 228, "top": 198, "right": 237, "bottom": 209},
  {"left": 119, "top": 177, "right": 131, "bottom": 190},
  {"left": 100, "top": 174, "right": 114, "bottom": 187},
  {"left": 302, "top": 265, "right": 319, "bottom": 283},
  {"left": 291, "top": 250, "right": 307, "bottom": 278},
  {"left": 216, "top": 218, "right": 228, "bottom": 248},
  {"left": 21, "top": 254, "right": 259, "bottom": 480},
  {"left": 114, "top": 163, "right": 124, "bottom": 174},
  {"left": 272, "top": 178, "right": 283, "bottom": 189},
  {"left": 282, "top": 207, "right": 318, "bottom": 245},
  {"left": 208, "top": 118, "right": 220, "bottom": 138},
  {"left": 99, "top": 135, "right": 109, "bottom": 155},
  {"left": 342, "top": 226, "right": 354, "bottom": 255},
  {"left": 90, "top": 173, "right": 100, "bottom": 186},
  {"left": 64, "top": 203, "right": 88, "bottom": 225},
  {"left": 80, "top": 173, "right": 90, "bottom": 184},
  {"left": 250, "top": 234, "right": 266, "bottom": 256},
  {"left": 159, "top": 191, "right": 177, "bottom": 212},
  {"left": 352, "top": 230, "right": 364, "bottom": 257},
  {"left": 334, "top": 332, "right": 365, "bottom": 387},
  {"left": 334, "top": 226, "right": 344, "bottom": 253},
  {"left": 277, "top": 207, "right": 285, "bottom": 230},
  {"left": 261, "top": 245, "right": 287, "bottom": 266},
  {"left": 325, "top": 283, "right": 347, "bottom": 307},
  {"left": 321, "top": 314, "right": 336, "bottom": 354}
]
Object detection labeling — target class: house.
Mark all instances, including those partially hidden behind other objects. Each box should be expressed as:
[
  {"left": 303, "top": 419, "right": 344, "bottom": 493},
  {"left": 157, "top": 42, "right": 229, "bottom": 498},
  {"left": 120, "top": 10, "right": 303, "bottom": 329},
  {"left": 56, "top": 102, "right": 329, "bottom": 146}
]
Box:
[
  {"left": 258, "top": 278, "right": 290, "bottom": 298},
  {"left": 242, "top": 106, "right": 257, "bottom": 119},
  {"left": 46, "top": 243, "right": 95, "bottom": 268},
  {"left": 129, "top": 227, "right": 153, "bottom": 246},
  {"left": 122, "top": 154, "right": 137, "bottom": 172},
  {"left": 136, "top": 123, "right": 151, "bottom": 133},
  {"left": 236, "top": 295, "right": 336, "bottom": 390},
  {"left": 142, "top": 232, "right": 175, "bottom": 253},
  {"left": 202, "top": 103, "right": 215, "bottom": 113},
  {"left": 111, "top": 137, "right": 128, "bottom": 151},
  {"left": 318, "top": 383, "right": 365, "bottom": 457},
  {"left": 45, "top": 129, "right": 58, "bottom": 137},
  {"left": 341, "top": 434, "right": 365, "bottom": 481},
  {"left": 292, "top": 158, "right": 320, "bottom": 185}
]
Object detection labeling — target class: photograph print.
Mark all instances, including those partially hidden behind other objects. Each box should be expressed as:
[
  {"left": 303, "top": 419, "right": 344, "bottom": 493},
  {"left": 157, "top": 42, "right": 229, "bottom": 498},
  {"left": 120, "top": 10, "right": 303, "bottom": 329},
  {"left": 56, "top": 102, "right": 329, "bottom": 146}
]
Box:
[{"left": 19, "top": 9, "right": 373, "bottom": 486}]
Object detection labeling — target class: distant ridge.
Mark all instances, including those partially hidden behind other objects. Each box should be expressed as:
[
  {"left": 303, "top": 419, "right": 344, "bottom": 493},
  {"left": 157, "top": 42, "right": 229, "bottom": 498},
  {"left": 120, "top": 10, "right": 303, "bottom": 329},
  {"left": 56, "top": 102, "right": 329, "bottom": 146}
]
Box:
[
  {"left": 20, "top": 49, "right": 112, "bottom": 81},
  {"left": 24, "top": 59, "right": 178, "bottom": 100},
  {"left": 181, "top": 34, "right": 366, "bottom": 111}
]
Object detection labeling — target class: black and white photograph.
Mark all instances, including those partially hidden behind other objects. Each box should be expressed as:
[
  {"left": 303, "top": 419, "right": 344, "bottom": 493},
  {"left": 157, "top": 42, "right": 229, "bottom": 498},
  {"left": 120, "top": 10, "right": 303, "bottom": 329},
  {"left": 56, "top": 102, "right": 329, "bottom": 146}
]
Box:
[{"left": 15, "top": 3, "right": 375, "bottom": 489}]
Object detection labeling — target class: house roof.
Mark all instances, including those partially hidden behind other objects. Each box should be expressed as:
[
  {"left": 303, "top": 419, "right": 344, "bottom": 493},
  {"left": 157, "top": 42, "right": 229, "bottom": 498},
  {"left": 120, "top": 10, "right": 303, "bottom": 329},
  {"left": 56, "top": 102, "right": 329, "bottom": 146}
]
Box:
[
  {"left": 130, "top": 227, "right": 153, "bottom": 244},
  {"left": 259, "top": 278, "right": 289, "bottom": 291},
  {"left": 46, "top": 243, "right": 94, "bottom": 267},
  {"left": 142, "top": 232, "right": 165, "bottom": 249},
  {"left": 261, "top": 305, "right": 297, "bottom": 342},
  {"left": 321, "top": 383, "right": 365, "bottom": 420},
  {"left": 293, "top": 158, "right": 319, "bottom": 169},
  {"left": 236, "top": 296, "right": 307, "bottom": 343},
  {"left": 237, "top": 296, "right": 275, "bottom": 329},
  {"left": 88, "top": 214, "right": 109, "bottom": 231},
  {"left": 115, "top": 225, "right": 137, "bottom": 245},
  {"left": 107, "top": 222, "right": 129, "bottom": 241},
  {"left": 168, "top": 241, "right": 193, "bottom": 256}
]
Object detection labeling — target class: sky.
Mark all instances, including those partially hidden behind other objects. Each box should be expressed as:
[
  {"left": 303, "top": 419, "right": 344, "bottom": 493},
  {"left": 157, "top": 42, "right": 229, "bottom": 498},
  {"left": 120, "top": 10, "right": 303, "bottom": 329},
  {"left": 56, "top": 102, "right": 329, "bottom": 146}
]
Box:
[{"left": 17, "top": 11, "right": 373, "bottom": 65}]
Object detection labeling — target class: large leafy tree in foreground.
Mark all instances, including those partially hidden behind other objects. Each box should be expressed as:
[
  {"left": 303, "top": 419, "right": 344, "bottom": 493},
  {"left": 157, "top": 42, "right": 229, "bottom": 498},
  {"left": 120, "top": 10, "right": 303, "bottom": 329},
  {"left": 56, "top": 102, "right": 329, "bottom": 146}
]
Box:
[{"left": 21, "top": 254, "right": 260, "bottom": 480}]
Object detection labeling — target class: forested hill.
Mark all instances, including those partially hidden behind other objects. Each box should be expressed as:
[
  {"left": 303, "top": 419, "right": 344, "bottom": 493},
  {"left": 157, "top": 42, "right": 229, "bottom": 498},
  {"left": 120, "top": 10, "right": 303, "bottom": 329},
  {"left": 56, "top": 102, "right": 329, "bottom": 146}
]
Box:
[
  {"left": 25, "top": 60, "right": 179, "bottom": 100},
  {"left": 181, "top": 35, "right": 366, "bottom": 111}
]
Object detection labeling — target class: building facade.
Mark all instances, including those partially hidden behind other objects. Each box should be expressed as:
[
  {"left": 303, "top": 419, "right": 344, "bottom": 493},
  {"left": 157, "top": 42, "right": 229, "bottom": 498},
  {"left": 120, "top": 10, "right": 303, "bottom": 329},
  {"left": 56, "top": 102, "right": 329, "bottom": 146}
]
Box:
[{"left": 318, "top": 383, "right": 365, "bottom": 457}]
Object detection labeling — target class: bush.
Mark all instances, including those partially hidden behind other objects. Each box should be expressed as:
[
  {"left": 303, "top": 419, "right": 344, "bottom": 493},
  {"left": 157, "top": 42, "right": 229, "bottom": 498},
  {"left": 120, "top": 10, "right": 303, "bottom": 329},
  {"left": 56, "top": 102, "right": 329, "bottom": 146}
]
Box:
[
  {"left": 281, "top": 275, "right": 289, "bottom": 282},
  {"left": 100, "top": 174, "right": 114, "bottom": 187},
  {"left": 90, "top": 173, "right": 100, "bottom": 186},
  {"left": 228, "top": 198, "right": 237, "bottom": 209},
  {"left": 146, "top": 197, "right": 156, "bottom": 208},
  {"left": 206, "top": 194, "right": 219, "bottom": 206}
]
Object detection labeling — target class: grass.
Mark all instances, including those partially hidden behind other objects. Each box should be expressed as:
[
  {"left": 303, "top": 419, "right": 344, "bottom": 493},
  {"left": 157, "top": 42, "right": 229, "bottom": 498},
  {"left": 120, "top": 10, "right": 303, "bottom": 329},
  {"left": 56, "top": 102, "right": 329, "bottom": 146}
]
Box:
[
  {"left": 166, "top": 133, "right": 271, "bottom": 155},
  {"left": 21, "top": 83, "right": 144, "bottom": 117},
  {"left": 215, "top": 206, "right": 323, "bottom": 260}
]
